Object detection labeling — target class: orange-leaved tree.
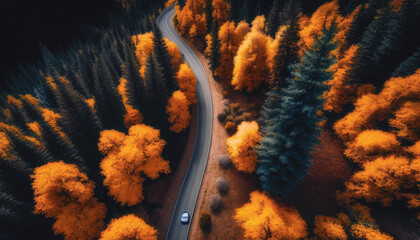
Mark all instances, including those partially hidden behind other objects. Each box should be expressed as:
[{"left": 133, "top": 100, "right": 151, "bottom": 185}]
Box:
[
  {"left": 344, "top": 130, "right": 400, "bottom": 165},
  {"left": 175, "top": 0, "right": 207, "bottom": 38},
  {"left": 313, "top": 215, "right": 348, "bottom": 240},
  {"left": 31, "top": 161, "right": 106, "bottom": 240},
  {"left": 337, "top": 155, "right": 419, "bottom": 207},
  {"left": 323, "top": 44, "right": 359, "bottom": 113},
  {"left": 212, "top": 0, "right": 230, "bottom": 27},
  {"left": 117, "top": 78, "right": 143, "bottom": 128},
  {"left": 166, "top": 90, "right": 192, "bottom": 133},
  {"left": 99, "top": 124, "right": 170, "bottom": 206},
  {"left": 235, "top": 191, "right": 307, "bottom": 240},
  {"left": 100, "top": 214, "right": 158, "bottom": 240},
  {"left": 132, "top": 32, "right": 182, "bottom": 78},
  {"left": 232, "top": 31, "right": 270, "bottom": 92},
  {"left": 299, "top": 0, "right": 342, "bottom": 52},
  {"left": 214, "top": 21, "right": 250, "bottom": 83},
  {"left": 350, "top": 224, "right": 394, "bottom": 240},
  {"left": 176, "top": 63, "right": 197, "bottom": 104},
  {"left": 226, "top": 121, "right": 261, "bottom": 173}
]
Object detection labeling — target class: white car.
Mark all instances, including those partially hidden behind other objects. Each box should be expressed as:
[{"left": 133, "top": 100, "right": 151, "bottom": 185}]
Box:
[{"left": 180, "top": 212, "right": 189, "bottom": 224}]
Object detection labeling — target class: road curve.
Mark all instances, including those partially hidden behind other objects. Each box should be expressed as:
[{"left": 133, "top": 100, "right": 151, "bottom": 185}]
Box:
[{"left": 156, "top": 6, "right": 213, "bottom": 240}]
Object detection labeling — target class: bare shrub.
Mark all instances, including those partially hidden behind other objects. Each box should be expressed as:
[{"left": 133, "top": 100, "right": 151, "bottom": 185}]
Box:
[
  {"left": 210, "top": 195, "right": 223, "bottom": 213},
  {"left": 216, "top": 177, "right": 229, "bottom": 196},
  {"left": 217, "top": 155, "right": 231, "bottom": 169}
]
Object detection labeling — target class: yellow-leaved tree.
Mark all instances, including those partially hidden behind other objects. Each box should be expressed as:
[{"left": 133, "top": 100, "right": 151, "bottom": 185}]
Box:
[
  {"left": 100, "top": 214, "right": 158, "bottom": 240},
  {"left": 231, "top": 31, "right": 270, "bottom": 92},
  {"left": 166, "top": 90, "right": 192, "bottom": 133},
  {"left": 99, "top": 124, "right": 170, "bottom": 206},
  {"left": 313, "top": 215, "right": 348, "bottom": 240},
  {"left": 226, "top": 121, "right": 261, "bottom": 173},
  {"left": 235, "top": 191, "right": 307, "bottom": 240}
]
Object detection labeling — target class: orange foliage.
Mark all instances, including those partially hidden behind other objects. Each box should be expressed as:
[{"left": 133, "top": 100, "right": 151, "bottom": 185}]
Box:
[
  {"left": 176, "top": 63, "right": 197, "bottom": 104},
  {"left": 334, "top": 70, "right": 420, "bottom": 142},
  {"left": 42, "top": 108, "right": 65, "bottom": 137},
  {"left": 166, "top": 90, "right": 192, "bottom": 133},
  {"left": 350, "top": 224, "right": 393, "bottom": 240},
  {"left": 100, "top": 214, "right": 157, "bottom": 240},
  {"left": 46, "top": 76, "right": 58, "bottom": 91},
  {"left": 7, "top": 95, "right": 23, "bottom": 109},
  {"left": 226, "top": 121, "right": 261, "bottom": 173},
  {"left": 132, "top": 32, "right": 154, "bottom": 78},
  {"left": 165, "top": 0, "right": 176, "bottom": 8},
  {"left": 344, "top": 130, "right": 400, "bottom": 164},
  {"left": 212, "top": 0, "right": 230, "bottom": 26},
  {"left": 117, "top": 78, "right": 143, "bottom": 128},
  {"left": 132, "top": 32, "right": 182, "bottom": 77},
  {"left": 175, "top": 0, "right": 207, "bottom": 38},
  {"left": 334, "top": 5, "right": 361, "bottom": 57},
  {"left": 390, "top": 0, "right": 405, "bottom": 12},
  {"left": 204, "top": 33, "right": 212, "bottom": 58},
  {"left": 323, "top": 45, "right": 358, "bottom": 113},
  {"left": 214, "top": 21, "right": 250, "bottom": 82},
  {"left": 267, "top": 25, "right": 288, "bottom": 75},
  {"left": 235, "top": 191, "right": 307, "bottom": 240},
  {"left": 85, "top": 98, "right": 96, "bottom": 110},
  {"left": 232, "top": 31, "right": 270, "bottom": 92},
  {"left": 299, "top": 0, "right": 342, "bottom": 51},
  {"left": 99, "top": 124, "right": 170, "bottom": 206},
  {"left": 313, "top": 215, "right": 348, "bottom": 240},
  {"left": 251, "top": 15, "right": 267, "bottom": 33},
  {"left": 389, "top": 101, "right": 420, "bottom": 141},
  {"left": 0, "top": 132, "right": 17, "bottom": 161},
  {"left": 27, "top": 121, "right": 42, "bottom": 137},
  {"left": 53, "top": 199, "right": 106, "bottom": 240},
  {"left": 338, "top": 155, "right": 418, "bottom": 207},
  {"left": 31, "top": 161, "right": 95, "bottom": 217},
  {"left": 407, "top": 141, "right": 420, "bottom": 156},
  {"left": 164, "top": 38, "right": 183, "bottom": 71}
]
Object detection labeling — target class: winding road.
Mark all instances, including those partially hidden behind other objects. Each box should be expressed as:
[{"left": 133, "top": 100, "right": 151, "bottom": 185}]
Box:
[{"left": 156, "top": 5, "right": 213, "bottom": 240}]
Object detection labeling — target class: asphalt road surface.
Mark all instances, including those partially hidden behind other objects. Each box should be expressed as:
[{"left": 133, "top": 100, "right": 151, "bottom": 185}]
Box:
[{"left": 156, "top": 5, "right": 213, "bottom": 240}]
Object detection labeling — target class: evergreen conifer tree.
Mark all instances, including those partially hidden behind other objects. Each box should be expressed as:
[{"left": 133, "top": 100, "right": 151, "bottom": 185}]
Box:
[
  {"left": 272, "top": 16, "right": 300, "bottom": 88},
  {"left": 206, "top": 0, "right": 214, "bottom": 32},
  {"left": 153, "top": 27, "right": 179, "bottom": 93},
  {"left": 256, "top": 27, "right": 336, "bottom": 196},
  {"left": 267, "top": 0, "right": 281, "bottom": 38},
  {"left": 392, "top": 47, "right": 420, "bottom": 77},
  {"left": 209, "top": 23, "right": 221, "bottom": 75}
]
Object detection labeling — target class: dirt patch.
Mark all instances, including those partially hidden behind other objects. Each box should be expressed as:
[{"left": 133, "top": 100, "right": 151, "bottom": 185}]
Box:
[
  {"left": 187, "top": 42, "right": 259, "bottom": 240},
  {"left": 283, "top": 130, "right": 352, "bottom": 225},
  {"left": 133, "top": 105, "right": 198, "bottom": 240}
]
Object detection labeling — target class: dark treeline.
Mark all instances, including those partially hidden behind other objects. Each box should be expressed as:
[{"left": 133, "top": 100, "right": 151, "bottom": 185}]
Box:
[{"left": 0, "top": 0, "right": 196, "bottom": 239}]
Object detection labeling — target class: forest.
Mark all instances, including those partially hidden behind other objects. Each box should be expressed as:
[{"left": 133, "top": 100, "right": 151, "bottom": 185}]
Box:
[{"left": 0, "top": 0, "right": 419, "bottom": 239}]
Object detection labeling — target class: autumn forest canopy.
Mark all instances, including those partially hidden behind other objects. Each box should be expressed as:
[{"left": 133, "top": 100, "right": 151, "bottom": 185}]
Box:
[{"left": 0, "top": 0, "right": 420, "bottom": 239}]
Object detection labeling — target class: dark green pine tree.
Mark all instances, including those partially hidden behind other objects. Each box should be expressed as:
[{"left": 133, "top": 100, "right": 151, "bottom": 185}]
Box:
[
  {"left": 209, "top": 23, "right": 221, "bottom": 75},
  {"left": 121, "top": 41, "right": 148, "bottom": 118},
  {"left": 92, "top": 56, "right": 126, "bottom": 131},
  {"left": 206, "top": 0, "right": 214, "bottom": 32},
  {"left": 152, "top": 27, "right": 179, "bottom": 93},
  {"left": 392, "top": 47, "right": 420, "bottom": 77},
  {"left": 3, "top": 127, "right": 52, "bottom": 168},
  {"left": 267, "top": 0, "right": 281, "bottom": 38},
  {"left": 20, "top": 97, "right": 86, "bottom": 169},
  {"left": 53, "top": 76, "right": 103, "bottom": 185},
  {"left": 256, "top": 27, "right": 336, "bottom": 196},
  {"left": 348, "top": 6, "right": 391, "bottom": 87},
  {"left": 272, "top": 16, "right": 300, "bottom": 88},
  {"left": 144, "top": 53, "right": 170, "bottom": 131},
  {"left": 0, "top": 156, "right": 32, "bottom": 201}
]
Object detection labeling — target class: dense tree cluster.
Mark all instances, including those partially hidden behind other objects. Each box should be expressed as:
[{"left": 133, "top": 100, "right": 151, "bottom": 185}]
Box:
[{"left": 0, "top": 0, "right": 198, "bottom": 238}]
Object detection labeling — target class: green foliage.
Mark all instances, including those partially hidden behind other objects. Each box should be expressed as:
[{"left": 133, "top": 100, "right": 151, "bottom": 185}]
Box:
[
  {"left": 256, "top": 26, "right": 336, "bottom": 196},
  {"left": 199, "top": 211, "right": 212, "bottom": 233}
]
